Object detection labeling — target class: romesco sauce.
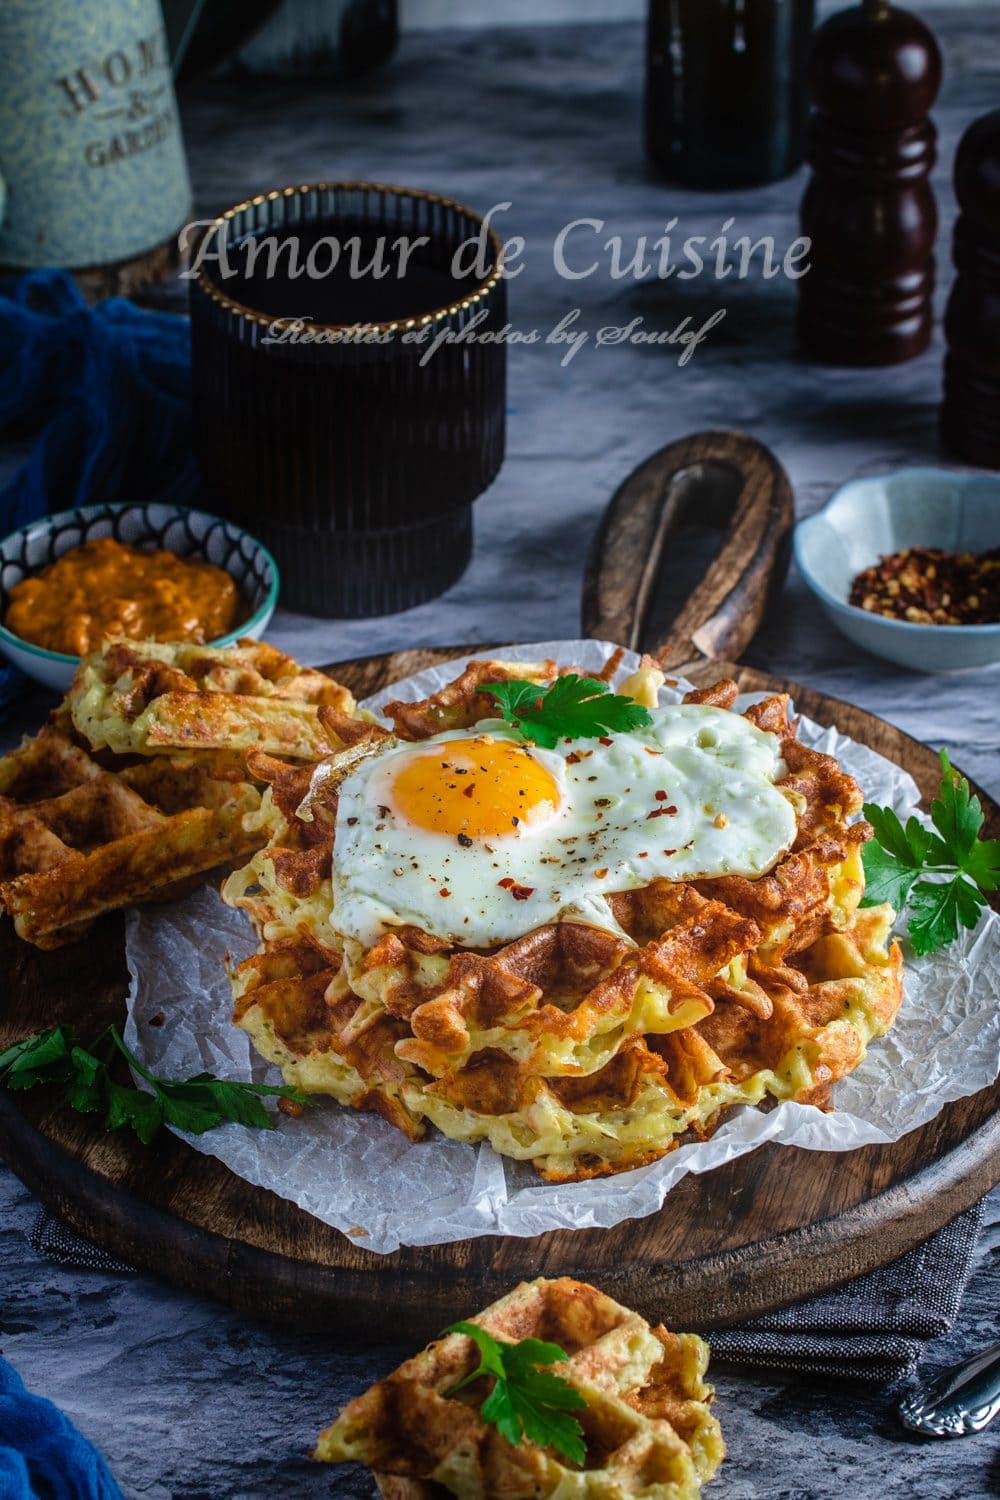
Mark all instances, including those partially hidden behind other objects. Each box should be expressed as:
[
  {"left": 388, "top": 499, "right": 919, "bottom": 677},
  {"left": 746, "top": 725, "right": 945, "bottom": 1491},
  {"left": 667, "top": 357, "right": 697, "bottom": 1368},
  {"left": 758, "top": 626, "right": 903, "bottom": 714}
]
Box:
[{"left": 5, "top": 538, "right": 242, "bottom": 655}]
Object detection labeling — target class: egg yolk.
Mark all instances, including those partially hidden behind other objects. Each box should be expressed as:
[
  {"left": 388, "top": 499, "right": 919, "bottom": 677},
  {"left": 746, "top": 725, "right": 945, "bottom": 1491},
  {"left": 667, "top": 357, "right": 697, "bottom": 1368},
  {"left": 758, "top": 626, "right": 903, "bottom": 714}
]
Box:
[{"left": 387, "top": 737, "right": 560, "bottom": 839}]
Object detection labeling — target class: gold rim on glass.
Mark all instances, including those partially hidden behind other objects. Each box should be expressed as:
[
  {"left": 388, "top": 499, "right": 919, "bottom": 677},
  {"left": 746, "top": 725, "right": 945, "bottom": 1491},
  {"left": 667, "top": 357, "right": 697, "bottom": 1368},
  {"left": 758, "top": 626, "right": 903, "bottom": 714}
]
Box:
[{"left": 189, "top": 180, "right": 507, "bottom": 335}]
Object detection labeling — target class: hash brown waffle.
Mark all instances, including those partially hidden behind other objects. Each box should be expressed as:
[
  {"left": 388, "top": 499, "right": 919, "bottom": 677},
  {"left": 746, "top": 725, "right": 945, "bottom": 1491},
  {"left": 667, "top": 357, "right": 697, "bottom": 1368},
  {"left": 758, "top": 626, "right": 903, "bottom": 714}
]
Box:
[
  {"left": 68, "top": 636, "right": 354, "bottom": 760},
  {"left": 0, "top": 724, "right": 261, "bottom": 948},
  {"left": 224, "top": 658, "right": 903, "bottom": 1181},
  {"left": 316, "top": 1276, "right": 725, "bottom": 1500},
  {"left": 1, "top": 639, "right": 356, "bottom": 948}
]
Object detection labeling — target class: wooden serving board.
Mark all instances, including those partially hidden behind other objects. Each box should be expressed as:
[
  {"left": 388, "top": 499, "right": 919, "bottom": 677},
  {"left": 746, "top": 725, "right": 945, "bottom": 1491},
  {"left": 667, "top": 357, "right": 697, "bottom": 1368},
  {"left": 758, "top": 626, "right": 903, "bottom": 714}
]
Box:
[{"left": 2, "top": 432, "right": 998, "bottom": 1341}]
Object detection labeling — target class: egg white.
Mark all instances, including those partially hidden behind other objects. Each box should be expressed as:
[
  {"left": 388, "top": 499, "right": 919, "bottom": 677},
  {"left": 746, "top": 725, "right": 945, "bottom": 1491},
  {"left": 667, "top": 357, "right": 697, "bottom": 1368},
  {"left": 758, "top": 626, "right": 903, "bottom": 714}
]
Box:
[{"left": 329, "top": 703, "right": 798, "bottom": 949}]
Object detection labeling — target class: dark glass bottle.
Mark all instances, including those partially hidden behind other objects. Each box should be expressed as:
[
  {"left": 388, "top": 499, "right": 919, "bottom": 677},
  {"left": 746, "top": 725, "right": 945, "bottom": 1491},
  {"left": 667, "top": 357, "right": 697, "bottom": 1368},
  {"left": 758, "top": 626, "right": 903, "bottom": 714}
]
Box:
[
  {"left": 230, "top": 0, "right": 398, "bottom": 79},
  {"left": 339, "top": 0, "right": 398, "bottom": 78},
  {"left": 645, "top": 0, "right": 816, "bottom": 189},
  {"left": 942, "top": 110, "right": 1000, "bottom": 467}
]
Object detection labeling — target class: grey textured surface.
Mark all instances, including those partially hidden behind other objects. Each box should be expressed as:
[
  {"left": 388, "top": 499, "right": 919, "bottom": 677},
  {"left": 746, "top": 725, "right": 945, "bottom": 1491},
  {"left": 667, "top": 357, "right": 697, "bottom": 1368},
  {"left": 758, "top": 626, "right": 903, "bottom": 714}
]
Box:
[
  {"left": 1, "top": 1176, "right": 998, "bottom": 1498},
  {"left": 2, "top": 9, "right": 999, "bottom": 1498}
]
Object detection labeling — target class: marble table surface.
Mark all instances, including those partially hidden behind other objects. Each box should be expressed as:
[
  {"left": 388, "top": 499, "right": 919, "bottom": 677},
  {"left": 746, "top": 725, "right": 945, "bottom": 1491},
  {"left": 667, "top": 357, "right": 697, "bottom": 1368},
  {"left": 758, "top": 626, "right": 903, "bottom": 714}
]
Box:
[{"left": 2, "top": 8, "right": 999, "bottom": 1497}]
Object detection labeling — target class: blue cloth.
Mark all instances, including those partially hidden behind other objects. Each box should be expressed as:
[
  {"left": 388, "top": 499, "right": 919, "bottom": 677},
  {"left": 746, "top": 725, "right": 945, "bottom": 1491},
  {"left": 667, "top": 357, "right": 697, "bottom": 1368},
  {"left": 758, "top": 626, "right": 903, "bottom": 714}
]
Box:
[
  {"left": 0, "top": 1356, "right": 123, "bottom": 1499},
  {"left": 0, "top": 269, "right": 198, "bottom": 534},
  {"left": 0, "top": 268, "right": 200, "bottom": 718}
]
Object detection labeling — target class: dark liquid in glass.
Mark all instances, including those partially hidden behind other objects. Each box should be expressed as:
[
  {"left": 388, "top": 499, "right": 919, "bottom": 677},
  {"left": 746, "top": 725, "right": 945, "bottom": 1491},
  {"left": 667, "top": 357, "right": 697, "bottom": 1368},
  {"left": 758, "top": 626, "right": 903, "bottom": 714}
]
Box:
[
  {"left": 227, "top": 222, "right": 477, "bottom": 326},
  {"left": 191, "top": 196, "right": 507, "bottom": 616}
]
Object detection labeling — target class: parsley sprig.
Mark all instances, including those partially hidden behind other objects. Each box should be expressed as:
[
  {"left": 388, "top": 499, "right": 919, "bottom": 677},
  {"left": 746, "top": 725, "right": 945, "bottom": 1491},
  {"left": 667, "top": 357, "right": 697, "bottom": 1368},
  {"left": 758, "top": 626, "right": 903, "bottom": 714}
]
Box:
[
  {"left": 861, "top": 749, "right": 999, "bottom": 956},
  {"left": 483, "top": 675, "right": 652, "bottom": 750},
  {"left": 443, "top": 1321, "right": 587, "bottom": 1465},
  {"left": 0, "top": 1024, "right": 309, "bottom": 1144}
]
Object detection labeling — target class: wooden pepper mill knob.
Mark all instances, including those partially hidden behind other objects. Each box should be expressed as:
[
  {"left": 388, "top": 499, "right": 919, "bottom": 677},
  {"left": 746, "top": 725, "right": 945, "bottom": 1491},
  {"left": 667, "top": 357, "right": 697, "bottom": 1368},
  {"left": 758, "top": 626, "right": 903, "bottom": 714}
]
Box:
[
  {"left": 942, "top": 110, "right": 1000, "bottom": 468},
  {"left": 798, "top": 0, "right": 942, "bottom": 366}
]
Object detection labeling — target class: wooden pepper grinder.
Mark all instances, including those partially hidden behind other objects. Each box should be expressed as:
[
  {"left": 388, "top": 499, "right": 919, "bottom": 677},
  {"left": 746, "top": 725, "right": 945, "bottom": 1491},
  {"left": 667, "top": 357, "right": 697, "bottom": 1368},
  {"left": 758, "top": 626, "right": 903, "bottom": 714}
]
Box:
[
  {"left": 942, "top": 110, "right": 1000, "bottom": 467},
  {"left": 798, "top": 0, "right": 942, "bottom": 366}
]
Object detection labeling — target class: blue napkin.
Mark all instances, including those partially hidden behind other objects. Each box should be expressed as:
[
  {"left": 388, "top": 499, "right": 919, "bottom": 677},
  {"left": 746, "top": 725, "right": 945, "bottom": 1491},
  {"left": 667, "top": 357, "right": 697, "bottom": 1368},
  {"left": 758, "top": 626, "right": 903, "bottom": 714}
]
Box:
[
  {"left": 0, "top": 269, "right": 198, "bottom": 534},
  {"left": 0, "top": 268, "right": 200, "bottom": 721},
  {"left": 0, "top": 1356, "right": 123, "bottom": 1498}
]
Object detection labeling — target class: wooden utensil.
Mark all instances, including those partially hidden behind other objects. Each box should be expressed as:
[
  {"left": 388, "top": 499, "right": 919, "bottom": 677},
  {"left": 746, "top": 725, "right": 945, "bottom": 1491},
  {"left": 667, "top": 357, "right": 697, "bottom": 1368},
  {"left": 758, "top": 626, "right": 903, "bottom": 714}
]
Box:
[
  {"left": 1, "top": 430, "right": 997, "bottom": 1340},
  {"left": 581, "top": 427, "right": 793, "bottom": 665}
]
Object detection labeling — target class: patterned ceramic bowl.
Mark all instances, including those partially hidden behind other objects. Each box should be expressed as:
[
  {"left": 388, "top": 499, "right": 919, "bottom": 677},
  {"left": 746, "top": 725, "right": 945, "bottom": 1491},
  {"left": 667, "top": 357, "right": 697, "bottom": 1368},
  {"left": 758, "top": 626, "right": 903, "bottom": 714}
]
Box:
[
  {"left": 794, "top": 469, "right": 1000, "bottom": 673},
  {"left": 0, "top": 502, "right": 279, "bottom": 693}
]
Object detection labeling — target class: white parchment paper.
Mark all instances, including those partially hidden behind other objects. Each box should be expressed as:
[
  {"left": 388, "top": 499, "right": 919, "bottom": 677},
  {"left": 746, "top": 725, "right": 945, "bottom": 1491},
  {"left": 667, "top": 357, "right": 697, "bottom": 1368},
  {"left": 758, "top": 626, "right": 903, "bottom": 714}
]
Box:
[{"left": 124, "top": 641, "right": 1000, "bottom": 1254}]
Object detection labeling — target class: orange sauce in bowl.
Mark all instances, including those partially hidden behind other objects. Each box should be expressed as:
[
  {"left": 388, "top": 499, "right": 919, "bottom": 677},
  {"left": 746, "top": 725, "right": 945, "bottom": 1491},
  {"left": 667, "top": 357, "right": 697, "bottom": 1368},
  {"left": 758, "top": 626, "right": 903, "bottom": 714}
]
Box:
[{"left": 4, "top": 537, "right": 243, "bottom": 656}]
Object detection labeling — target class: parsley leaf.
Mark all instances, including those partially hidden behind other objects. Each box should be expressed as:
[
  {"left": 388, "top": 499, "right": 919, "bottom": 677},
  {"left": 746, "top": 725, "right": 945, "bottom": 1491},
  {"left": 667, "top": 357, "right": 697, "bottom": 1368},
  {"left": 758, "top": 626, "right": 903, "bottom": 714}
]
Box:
[
  {"left": 908, "top": 878, "right": 987, "bottom": 958},
  {"left": 443, "top": 1321, "right": 587, "bottom": 1466},
  {"left": 861, "top": 748, "right": 998, "bottom": 954},
  {"left": 0, "top": 1025, "right": 77, "bottom": 1089},
  {"left": 932, "top": 750, "right": 1000, "bottom": 890},
  {"left": 0, "top": 1024, "right": 308, "bottom": 1144},
  {"left": 858, "top": 836, "right": 922, "bottom": 912},
  {"left": 483, "top": 675, "right": 652, "bottom": 750}
]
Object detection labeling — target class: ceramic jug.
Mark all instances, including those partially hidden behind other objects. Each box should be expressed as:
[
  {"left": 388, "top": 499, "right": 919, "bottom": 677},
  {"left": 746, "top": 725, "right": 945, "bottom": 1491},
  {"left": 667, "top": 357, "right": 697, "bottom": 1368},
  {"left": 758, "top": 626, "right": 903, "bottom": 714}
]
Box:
[{"left": 0, "top": 0, "right": 191, "bottom": 270}]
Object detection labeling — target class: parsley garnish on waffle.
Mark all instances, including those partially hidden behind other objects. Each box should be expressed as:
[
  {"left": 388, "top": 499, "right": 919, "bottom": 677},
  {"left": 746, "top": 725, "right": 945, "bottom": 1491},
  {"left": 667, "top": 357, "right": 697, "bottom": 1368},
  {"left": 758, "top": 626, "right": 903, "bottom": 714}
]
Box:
[
  {"left": 483, "top": 675, "right": 653, "bottom": 750},
  {"left": 442, "top": 1320, "right": 588, "bottom": 1464},
  {"left": 861, "top": 749, "right": 1000, "bottom": 955}
]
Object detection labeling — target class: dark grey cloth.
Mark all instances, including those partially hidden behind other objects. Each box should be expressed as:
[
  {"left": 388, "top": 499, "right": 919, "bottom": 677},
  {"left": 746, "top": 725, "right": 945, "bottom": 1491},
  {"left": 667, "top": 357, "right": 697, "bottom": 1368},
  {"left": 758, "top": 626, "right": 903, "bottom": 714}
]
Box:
[
  {"left": 707, "top": 1199, "right": 986, "bottom": 1382},
  {"left": 30, "top": 1201, "right": 985, "bottom": 1384},
  {"left": 30, "top": 1210, "right": 134, "bottom": 1275}
]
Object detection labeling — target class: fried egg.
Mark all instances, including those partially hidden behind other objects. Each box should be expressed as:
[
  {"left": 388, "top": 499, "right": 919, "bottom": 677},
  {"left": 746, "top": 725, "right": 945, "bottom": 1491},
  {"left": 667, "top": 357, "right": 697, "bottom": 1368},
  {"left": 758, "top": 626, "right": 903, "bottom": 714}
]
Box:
[{"left": 331, "top": 704, "right": 798, "bottom": 948}]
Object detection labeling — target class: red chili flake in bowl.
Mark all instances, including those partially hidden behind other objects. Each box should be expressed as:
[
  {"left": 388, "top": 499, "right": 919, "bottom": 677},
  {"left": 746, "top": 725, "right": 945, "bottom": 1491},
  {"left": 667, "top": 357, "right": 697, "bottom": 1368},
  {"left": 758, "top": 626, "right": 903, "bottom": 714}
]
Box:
[{"left": 849, "top": 547, "right": 1000, "bottom": 625}]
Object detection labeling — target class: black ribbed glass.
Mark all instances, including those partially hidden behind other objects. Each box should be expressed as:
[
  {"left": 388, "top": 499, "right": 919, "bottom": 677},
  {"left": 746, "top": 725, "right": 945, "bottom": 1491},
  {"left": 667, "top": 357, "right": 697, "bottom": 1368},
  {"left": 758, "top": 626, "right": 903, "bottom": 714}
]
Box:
[{"left": 190, "top": 183, "right": 507, "bottom": 617}]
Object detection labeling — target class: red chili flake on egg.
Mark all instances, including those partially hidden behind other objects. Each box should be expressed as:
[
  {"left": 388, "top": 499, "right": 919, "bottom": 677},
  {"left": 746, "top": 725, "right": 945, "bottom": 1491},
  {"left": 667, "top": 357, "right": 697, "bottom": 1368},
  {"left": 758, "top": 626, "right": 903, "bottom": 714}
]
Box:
[
  {"left": 594, "top": 867, "right": 609, "bottom": 879},
  {"left": 598, "top": 736, "right": 613, "bottom": 746},
  {"left": 440, "top": 888, "right": 451, "bottom": 898},
  {"left": 498, "top": 878, "right": 534, "bottom": 900},
  {"left": 646, "top": 804, "right": 678, "bottom": 820}
]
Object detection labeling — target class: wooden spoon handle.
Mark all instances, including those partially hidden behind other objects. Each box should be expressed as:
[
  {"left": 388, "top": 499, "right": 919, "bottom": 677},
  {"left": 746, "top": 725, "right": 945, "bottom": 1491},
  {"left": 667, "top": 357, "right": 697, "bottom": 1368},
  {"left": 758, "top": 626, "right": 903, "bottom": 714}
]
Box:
[{"left": 581, "top": 429, "right": 794, "bottom": 672}]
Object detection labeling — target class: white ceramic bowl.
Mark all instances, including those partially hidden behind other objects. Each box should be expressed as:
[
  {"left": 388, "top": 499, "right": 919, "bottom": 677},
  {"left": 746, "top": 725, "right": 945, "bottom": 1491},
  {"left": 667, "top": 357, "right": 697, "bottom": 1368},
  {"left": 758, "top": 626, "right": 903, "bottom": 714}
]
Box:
[
  {"left": 0, "top": 503, "right": 279, "bottom": 693},
  {"left": 794, "top": 469, "right": 1000, "bottom": 673}
]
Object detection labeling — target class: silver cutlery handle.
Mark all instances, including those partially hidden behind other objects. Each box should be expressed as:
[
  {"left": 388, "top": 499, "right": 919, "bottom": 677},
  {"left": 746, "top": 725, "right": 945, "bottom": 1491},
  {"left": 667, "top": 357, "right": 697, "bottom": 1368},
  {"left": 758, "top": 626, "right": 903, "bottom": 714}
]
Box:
[{"left": 898, "top": 1342, "right": 1000, "bottom": 1438}]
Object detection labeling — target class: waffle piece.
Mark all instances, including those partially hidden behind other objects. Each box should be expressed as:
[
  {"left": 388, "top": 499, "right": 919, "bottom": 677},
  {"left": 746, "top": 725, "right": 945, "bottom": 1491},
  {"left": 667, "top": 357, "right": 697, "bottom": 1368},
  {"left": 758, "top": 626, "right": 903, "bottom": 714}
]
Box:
[
  {"left": 398, "top": 901, "right": 901, "bottom": 1182},
  {"left": 69, "top": 637, "right": 354, "bottom": 760},
  {"left": 0, "top": 724, "right": 263, "bottom": 948},
  {"left": 383, "top": 658, "right": 557, "bottom": 741},
  {"left": 316, "top": 1277, "right": 725, "bottom": 1500},
  {"left": 230, "top": 942, "right": 422, "bottom": 1140},
  {"left": 223, "top": 663, "right": 904, "bottom": 1180}
]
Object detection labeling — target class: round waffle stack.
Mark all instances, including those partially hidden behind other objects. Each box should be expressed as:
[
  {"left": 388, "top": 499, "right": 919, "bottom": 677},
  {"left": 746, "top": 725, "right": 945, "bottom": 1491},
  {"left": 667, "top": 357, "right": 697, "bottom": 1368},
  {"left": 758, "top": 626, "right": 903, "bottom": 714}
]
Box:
[{"left": 223, "top": 658, "right": 903, "bottom": 1182}]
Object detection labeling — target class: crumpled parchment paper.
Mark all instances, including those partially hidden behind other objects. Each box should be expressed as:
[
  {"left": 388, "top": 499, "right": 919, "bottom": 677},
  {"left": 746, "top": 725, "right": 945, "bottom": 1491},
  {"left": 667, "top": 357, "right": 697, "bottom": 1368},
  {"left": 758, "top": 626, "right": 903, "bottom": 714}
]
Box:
[{"left": 124, "top": 641, "right": 1000, "bottom": 1254}]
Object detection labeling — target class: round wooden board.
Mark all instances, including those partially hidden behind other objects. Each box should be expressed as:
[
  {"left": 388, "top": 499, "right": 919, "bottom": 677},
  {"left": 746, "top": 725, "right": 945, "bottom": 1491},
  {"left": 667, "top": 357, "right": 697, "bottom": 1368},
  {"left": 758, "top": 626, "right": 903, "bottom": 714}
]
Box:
[{"left": 1, "top": 644, "right": 998, "bottom": 1342}]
